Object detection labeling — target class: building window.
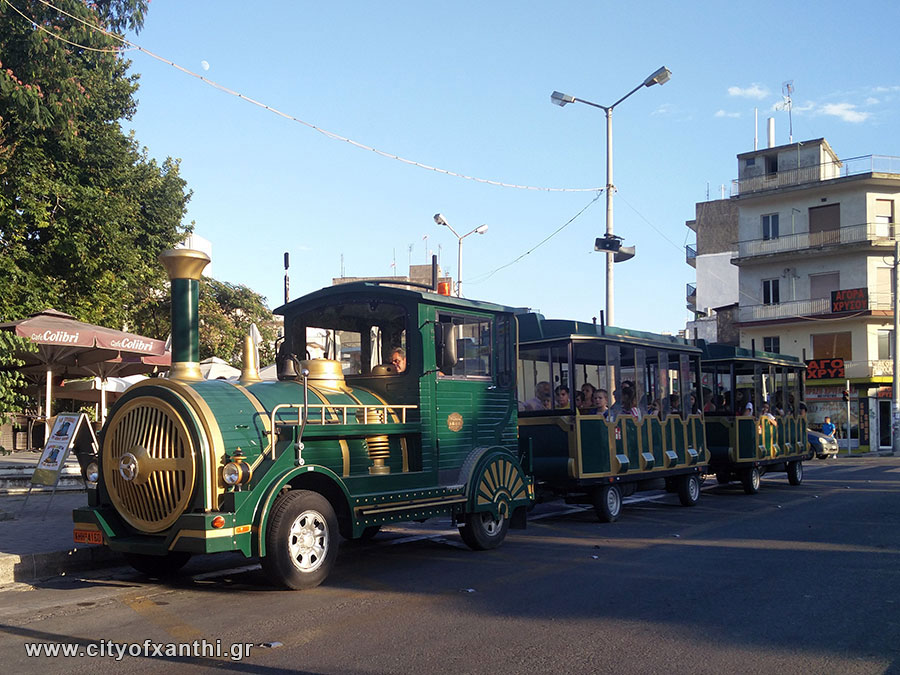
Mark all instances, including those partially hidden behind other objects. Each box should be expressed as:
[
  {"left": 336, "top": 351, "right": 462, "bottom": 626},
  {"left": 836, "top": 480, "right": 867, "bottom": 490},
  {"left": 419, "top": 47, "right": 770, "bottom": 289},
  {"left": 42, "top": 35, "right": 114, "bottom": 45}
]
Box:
[
  {"left": 878, "top": 330, "right": 894, "bottom": 360},
  {"left": 745, "top": 158, "right": 755, "bottom": 167},
  {"left": 809, "top": 272, "right": 840, "bottom": 301},
  {"left": 876, "top": 199, "right": 894, "bottom": 237},
  {"left": 763, "top": 336, "right": 781, "bottom": 353},
  {"left": 762, "top": 279, "right": 780, "bottom": 305},
  {"left": 762, "top": 213, "right": 779, "bottom": 240},
  {"left": 811, "top": 332, "right": 852, "bottom": 360},
  {"left": 765, "top": 155, "right": 778, "bottom": 175}
]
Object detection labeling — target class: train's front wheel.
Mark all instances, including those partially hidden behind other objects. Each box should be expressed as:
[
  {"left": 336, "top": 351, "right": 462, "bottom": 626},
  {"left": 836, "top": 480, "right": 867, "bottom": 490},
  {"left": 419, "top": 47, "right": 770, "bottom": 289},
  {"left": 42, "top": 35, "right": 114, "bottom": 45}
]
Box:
[
  {"left": 678, "top": 474, "right": 701, "bottom": 506},
  {"left": 263, "top": 490, "right": 338, "bottom": 590},
  {"left": 459, "top": 510, "right": 509, "bottom": 550}
]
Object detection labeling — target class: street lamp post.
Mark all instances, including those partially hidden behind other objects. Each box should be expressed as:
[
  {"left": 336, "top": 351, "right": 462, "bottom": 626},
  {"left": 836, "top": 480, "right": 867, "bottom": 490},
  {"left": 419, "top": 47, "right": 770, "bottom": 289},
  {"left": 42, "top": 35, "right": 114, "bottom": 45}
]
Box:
[
  {"left": 433, "top": 213, "right": 488, "bottom": 297},
  {"left": 551, "top": 66, "right": 672, "bottom": 326}
]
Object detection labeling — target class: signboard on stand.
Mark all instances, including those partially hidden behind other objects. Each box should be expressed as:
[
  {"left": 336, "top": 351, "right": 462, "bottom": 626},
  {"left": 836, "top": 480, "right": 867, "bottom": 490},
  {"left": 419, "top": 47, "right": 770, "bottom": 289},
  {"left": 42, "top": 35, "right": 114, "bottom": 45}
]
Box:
[{"left": 19, "top": 413, "right": 98, "bottom": 519}]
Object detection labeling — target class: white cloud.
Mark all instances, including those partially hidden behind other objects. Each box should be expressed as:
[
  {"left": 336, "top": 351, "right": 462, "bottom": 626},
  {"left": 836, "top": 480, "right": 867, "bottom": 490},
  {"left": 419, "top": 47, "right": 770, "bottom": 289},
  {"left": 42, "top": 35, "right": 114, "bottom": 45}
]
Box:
[
  {"left": 866, "top": 97, "right": 879, "bottom": 105},
  {"left": 820, "top": 102, "right": 870, "bottom": 123},
  {"left": 715, "top": 109, "right": 741, "bottom": 118},
  {"left": 727, "top": 83, "right": 770, "bottom": 99},
  {"left": 872, "top": 86, "right": 900, "bottom": 93},
  {"left": 651, "top": 103, "right": 674, "bottom": 116}
]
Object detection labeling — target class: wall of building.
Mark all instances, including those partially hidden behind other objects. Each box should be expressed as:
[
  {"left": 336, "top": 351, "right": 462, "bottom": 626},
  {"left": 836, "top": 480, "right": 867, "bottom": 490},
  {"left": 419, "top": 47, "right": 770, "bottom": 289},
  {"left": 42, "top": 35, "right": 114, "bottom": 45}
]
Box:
[
  {"left": 694, "top": 199, "right": 738, "bottom": 255},
  {"left": 696, "top": 252, "right": 739, "bottom": 312}
]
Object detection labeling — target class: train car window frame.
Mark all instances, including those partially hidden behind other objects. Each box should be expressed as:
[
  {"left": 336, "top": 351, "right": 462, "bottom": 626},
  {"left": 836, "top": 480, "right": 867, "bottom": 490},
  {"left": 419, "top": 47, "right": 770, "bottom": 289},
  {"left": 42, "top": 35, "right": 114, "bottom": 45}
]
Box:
[
  {"left": 435, "top": 312, "right": 493, "bottom": 380},
  {"left": 288, "top": 300, "right": 409, "bottom": 377}
]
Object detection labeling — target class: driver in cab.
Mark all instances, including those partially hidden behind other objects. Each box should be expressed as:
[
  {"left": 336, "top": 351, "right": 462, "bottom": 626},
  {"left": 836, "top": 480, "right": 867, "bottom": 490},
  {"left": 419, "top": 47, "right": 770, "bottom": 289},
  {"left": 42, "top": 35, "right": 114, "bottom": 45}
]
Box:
[{"left": 390, "top": 347, "right": 407, "bottom": 373}]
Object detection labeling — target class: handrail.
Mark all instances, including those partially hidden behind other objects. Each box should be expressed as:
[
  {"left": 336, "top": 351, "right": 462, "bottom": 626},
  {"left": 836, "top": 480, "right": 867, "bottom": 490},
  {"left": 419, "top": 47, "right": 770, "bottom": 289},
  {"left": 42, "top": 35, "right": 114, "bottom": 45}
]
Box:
[{"left": 266, "top": 402, "right": 419, "bottom": 460}]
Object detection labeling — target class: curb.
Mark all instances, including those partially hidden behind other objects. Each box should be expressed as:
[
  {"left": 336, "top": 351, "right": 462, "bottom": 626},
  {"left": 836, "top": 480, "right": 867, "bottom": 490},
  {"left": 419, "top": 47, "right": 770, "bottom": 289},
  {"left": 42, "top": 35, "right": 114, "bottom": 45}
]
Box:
[{"left": 0, "top": 545, "right": 124, "bottom": 585}]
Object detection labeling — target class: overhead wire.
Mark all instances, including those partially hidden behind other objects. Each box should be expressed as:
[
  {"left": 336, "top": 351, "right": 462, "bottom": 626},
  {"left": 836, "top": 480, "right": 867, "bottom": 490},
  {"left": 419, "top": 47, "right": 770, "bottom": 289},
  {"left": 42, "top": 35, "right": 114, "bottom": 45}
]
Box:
[{"left": 21, "top": 0, "right": 602, "bottom": 193}]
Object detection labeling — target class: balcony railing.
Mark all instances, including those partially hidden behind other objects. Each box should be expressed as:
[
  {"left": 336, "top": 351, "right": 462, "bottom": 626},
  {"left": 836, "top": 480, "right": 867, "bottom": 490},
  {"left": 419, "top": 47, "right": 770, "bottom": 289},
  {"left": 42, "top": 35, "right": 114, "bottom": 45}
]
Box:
[
  {"left": 686, "top": 283, "right": 696, "bottom": 309},
  {"left": 842, "top": 360, "right": 894, "bottom": 379},
  {"left": 685, "top": 244, "right": 697, "bottom": 268},
  {"left": 736, "top": 221, "right": 896, "bottom": 260},
  {"left": 738, "top": 292, "right": 895, "bottom": 323},
  {"left": 732, "top": 154, "right": 900, "bottom": 196}
]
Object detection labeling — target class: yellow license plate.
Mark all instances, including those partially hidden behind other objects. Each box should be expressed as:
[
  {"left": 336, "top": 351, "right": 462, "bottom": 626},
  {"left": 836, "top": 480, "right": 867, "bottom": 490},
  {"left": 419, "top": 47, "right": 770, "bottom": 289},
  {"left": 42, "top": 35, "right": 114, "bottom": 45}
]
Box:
[{"left": 74, "top": 529, "right": 104, "bottom": 545}]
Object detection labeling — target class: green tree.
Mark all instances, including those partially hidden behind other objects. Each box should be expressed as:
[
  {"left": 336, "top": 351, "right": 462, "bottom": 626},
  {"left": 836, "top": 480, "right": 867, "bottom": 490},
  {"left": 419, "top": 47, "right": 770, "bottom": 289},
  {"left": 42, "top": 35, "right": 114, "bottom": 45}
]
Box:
[
  {"left": 0, "top": 332, "right": 35, "bottom": 428},
  {"left": 0, "top": 0, "right": 190, "bottom": 331},
  {"left": 198, "top": 278, "right": 279, "bottom": 367}
]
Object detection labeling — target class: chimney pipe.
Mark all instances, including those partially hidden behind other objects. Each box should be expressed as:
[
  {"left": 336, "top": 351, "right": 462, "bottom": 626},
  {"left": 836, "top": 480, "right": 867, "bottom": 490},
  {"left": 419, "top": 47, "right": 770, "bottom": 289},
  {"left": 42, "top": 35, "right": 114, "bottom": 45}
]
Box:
[
  {"left": 767, "top": 118, "right": 775, "bottom": 148},
  {"left": 159, "top": 248, "right": 210, "bottom": 381}
]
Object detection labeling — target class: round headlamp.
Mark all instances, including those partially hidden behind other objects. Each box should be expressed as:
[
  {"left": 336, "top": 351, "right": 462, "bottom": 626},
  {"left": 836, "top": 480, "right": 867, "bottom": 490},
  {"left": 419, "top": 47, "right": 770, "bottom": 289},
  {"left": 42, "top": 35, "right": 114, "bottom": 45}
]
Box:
[{"left": 223, "top": 460, "right": 252, "bottom": 486}]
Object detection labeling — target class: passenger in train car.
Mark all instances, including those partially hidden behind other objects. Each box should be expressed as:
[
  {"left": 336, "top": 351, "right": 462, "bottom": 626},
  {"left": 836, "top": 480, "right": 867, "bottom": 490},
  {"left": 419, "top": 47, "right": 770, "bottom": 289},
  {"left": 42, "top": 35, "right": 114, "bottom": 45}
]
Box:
[
  {"left": 593, "top": 389, "right": 609, "bottom": 418},
  {"left": 702, "top": 389, "right": 715, "bottom": 413},
  {"left": 581, "top": 383, "right": 597, "bottom": 410},
  {"left": 619, "top": 385, "right": 641, "bottom": 420},
  {"left": 646, "top": 399, "right": 661, "bottom": 417},
  {"left": 574, "top": 390, "right": 586, "bottom": 411},
  {"left": 715, "top": 393, "right": 729, "bottom": 414},
  {"left": 668, "top": 393, "right": 681, "bottom": 417},
  {"left": 555, "top": 385, "right": 570, "bottom": 410},
  {"left": 689, "top": 391, "right": 701, "bottom": 415},
  {"left": 525, "top": 381, "right": 552, "bottom": 411},
  {"left": 760, "top": 402, "right": 776, "bottom": 422}
]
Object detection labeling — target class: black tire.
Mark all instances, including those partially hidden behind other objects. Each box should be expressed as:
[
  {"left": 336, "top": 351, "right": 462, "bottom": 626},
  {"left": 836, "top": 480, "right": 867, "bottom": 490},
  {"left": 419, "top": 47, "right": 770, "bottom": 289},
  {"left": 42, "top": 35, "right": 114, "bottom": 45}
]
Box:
[
  {"left": 459, "top": 510, "right": 509, "bottom": 551},
  {"left": 787, "top": 460, "right": 803, "bottom": 486},
  {"left": 261, "top": 490, "right": 338, "bottom": 590},
  {"left": 678, "top": 474, "right": 701, "bottom": 507},
  {"left": 593, "top": 484, "right": 622, "bottom": 523},
  {"left": 715, "top": 471, "right": 730, "bottom": 485},
  {"left": 124, "top": 551, "right": 191, "bottom": 579},
  {"left": 741, "top": 467, "right": 761, "bottom": 495}
]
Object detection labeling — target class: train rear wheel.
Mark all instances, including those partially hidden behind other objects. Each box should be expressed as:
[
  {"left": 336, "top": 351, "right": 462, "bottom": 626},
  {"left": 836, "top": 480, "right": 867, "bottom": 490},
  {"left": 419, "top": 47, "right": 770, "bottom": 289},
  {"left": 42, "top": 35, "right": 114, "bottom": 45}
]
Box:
[
  {"left": 787, "top": 460, "right": 803, "bottom": 486},
  {"left": 593, "top": 484, "right": 622, "bottom": 523},
  {"left": 678, "top": 474, "right": 701, "bottom": 506},
  {"left": 262, "top": 490, "right": 338, "bottom": 590},
  {"left": 124, "top": 551, "right": 191, "bottom": 579},
  {"left": 741, "top": 467, "right": 761, "bottom": 495},
  {"left": 459, "top": 510, "right": 509, "bottom": 551}
]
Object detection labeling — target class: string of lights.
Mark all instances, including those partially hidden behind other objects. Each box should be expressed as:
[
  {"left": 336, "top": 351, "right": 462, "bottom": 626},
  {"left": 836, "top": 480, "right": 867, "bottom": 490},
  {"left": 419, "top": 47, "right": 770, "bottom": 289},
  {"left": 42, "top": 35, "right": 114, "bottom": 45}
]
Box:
[
  {"left": 6, "top": 0, "right": 130, "bottom": 53},
  {"left": 22, "top": 0, "right": 603, "bottom": 193}
]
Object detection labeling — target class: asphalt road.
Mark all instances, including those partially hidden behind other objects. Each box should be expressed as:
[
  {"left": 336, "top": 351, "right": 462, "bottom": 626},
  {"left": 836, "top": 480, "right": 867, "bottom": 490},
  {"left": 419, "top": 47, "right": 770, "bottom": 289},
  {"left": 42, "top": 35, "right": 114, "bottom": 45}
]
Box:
[{"left": 1, "top": 456, "right": 898, "bottom": 674}]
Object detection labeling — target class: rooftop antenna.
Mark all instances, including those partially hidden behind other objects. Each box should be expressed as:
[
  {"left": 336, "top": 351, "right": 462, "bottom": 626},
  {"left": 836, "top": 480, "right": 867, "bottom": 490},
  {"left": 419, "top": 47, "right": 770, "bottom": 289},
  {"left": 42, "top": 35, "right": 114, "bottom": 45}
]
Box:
[
  {"left": 340, "top": 253, "right": 345, "bottom": 278},
  {"left": 422, "top": 234, "right": 429, "bottom": 263},
  {"left": 391, "top": 248, "right": 397, "bottom": 275},
  {"left": 778, "top": 80, "right": 794, "bottom": 143},
  {"left": 407, "top": 243, "right": 414, "bottom": 268}
]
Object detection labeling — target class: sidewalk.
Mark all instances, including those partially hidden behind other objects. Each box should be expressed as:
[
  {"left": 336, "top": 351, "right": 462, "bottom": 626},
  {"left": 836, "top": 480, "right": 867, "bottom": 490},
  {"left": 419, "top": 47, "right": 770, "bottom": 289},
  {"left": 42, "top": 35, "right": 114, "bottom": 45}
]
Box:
[{"left": 0, "top": 451, "right": 122, "bottom": 584}]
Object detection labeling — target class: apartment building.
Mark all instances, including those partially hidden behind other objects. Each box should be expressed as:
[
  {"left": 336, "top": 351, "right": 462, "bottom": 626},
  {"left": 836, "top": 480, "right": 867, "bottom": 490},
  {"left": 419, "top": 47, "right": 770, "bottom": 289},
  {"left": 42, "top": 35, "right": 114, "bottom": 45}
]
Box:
[{"left": 730, "top": 137, "right": 899, "bottom": 452}]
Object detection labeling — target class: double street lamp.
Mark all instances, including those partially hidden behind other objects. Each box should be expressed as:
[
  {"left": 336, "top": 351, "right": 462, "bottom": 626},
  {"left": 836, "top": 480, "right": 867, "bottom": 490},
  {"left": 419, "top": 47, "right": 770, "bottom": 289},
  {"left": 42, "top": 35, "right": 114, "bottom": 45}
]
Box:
[
  {"left": 434, "top": 213, "right": 488, "bottom": 297},
  {"left": 551, "top": 66, "right": 672, "bottom": 326}
]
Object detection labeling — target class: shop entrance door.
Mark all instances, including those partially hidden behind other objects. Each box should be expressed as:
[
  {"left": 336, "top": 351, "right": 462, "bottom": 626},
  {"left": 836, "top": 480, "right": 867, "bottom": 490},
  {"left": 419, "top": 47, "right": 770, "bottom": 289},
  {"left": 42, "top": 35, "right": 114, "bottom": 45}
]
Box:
[{"left": 879, "top": 399, "right": 892, "bottom": 449}]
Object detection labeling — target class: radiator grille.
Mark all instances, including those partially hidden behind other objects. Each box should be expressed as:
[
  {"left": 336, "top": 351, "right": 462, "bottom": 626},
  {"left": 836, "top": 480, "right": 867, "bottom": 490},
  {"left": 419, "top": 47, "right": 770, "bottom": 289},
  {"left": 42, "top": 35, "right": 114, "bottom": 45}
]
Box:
[{"left": 103, "top": 398, "right": 197, "bottom": 533}]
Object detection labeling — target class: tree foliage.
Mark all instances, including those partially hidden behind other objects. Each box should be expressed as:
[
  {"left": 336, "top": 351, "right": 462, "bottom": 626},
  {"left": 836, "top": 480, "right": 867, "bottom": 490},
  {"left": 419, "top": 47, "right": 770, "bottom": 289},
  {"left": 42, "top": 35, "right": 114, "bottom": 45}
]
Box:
[
  {"left": 0, "top": 0, "right": 190, "bottom": 329},
  {"left": 0, "top": 332, "right": 35, "bottom": 426},
  {"left": 198, "top": 278, "right": 280, "bottom": 367}
]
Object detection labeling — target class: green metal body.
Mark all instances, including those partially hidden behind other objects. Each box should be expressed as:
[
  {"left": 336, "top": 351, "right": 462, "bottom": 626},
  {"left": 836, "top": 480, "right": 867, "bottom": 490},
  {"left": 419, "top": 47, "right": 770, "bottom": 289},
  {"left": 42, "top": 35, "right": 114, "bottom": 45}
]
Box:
[{"left": 74, "top": 283, "right": 533, "bottom": 559}]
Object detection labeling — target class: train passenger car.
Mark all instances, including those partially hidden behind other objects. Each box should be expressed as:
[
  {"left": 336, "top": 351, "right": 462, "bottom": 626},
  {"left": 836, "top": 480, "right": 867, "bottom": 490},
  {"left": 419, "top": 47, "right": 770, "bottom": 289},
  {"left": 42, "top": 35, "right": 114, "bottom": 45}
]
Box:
[
  {"left": 516, "top": 313, "right": 709, "bottom": 522},
  {"left": 699, "top": 342, "right": 809, "bottom": 493},
  {"left": 73, "top": 249, "right": 533, "bottom": 589}
]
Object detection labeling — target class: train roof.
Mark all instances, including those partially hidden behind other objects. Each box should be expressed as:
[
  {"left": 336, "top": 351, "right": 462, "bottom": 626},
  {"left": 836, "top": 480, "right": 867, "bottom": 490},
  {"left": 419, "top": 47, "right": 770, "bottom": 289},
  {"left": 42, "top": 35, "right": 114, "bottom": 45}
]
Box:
[
  {"left": 698, "top": 341, "right": 804, "bottom": 368},
  {"left": 275, "top": 281, "right": 524, "bottom": 317},
  {"left": 516, "top": 312, "right": 701, "bottom": 353}
]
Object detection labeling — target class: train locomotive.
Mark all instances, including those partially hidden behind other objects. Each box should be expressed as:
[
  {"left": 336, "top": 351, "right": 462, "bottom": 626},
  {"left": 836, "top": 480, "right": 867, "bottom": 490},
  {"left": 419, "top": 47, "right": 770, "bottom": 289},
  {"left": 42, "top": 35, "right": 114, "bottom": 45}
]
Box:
[{"left": 73, "top": 249, "right": 533, "bottom": 589}]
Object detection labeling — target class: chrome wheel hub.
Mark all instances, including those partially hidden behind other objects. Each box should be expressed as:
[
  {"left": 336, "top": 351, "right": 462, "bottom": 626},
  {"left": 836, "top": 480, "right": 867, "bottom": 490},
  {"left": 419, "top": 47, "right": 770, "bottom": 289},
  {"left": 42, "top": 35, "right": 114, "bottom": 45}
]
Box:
[{"left": 288, "top": 510, "right": 328, "bottom": 573}]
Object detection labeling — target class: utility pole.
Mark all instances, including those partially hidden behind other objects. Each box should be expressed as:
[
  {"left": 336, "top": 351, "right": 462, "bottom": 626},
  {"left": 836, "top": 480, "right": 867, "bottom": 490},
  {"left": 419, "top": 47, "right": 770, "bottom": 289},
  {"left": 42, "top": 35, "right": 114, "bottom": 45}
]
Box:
[{"left": 892, "top": 241, "right": 900, "bottom": 455}]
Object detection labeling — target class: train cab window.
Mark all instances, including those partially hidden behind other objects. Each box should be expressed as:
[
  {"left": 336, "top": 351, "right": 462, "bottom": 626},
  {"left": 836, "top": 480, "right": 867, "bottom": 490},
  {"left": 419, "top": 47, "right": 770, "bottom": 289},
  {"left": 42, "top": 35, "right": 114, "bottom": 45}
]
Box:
[
  {"left": 289, "top": 301, "right": 407, "bottom": 377},
  {"left": 435, "top": 314, "right": 492, "bottom": 378},
  {"left": 518, "top": 344, "right": 569, "bottom": 412}
]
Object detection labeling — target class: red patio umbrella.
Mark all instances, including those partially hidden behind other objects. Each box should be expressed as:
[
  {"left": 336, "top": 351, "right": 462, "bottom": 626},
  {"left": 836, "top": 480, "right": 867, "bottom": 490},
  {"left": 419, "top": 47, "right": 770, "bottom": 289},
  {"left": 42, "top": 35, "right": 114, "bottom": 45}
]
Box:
[{"left": 0, "top": 309, "right": 170, "bottom": 427}]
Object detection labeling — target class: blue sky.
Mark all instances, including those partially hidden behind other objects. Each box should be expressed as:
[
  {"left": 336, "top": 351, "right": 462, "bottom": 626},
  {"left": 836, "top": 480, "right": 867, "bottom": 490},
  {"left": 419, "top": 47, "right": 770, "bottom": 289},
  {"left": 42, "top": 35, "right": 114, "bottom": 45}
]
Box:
[{"left": 114, "top": 1, "right": 900, "bottom": 333}]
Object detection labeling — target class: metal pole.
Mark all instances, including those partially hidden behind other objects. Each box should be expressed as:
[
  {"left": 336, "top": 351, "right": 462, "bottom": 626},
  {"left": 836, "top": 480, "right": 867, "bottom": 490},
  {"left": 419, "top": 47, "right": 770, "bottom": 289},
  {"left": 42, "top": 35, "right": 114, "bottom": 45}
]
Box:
[
  {"left": 456, "top": 236, "right": 462, "bottom": 297},
  {"left": 605, "top": 107, "right": 614, "bottom": 326},
  {"left": 846, "top": 378, "right": 852, "bottom": 456},
  {"left": 893, "top": 241, "right": 900, "bottom": 455}
]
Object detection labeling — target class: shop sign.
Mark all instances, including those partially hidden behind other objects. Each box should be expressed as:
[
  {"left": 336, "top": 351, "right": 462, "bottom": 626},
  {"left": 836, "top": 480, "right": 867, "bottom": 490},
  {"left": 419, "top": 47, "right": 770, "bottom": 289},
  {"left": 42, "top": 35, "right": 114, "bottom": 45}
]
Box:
[
  {"left": 831, "top": 288, "right": 868, "bottom": 313},
  {"left": 877, "top": 386, "right": 893, "bottom": 398},
  {"left": 805, "top": 385, "right": 844, "bottom": 401},
  {"left": 806, "top": 358, "right": 845, "bottom": 379}
]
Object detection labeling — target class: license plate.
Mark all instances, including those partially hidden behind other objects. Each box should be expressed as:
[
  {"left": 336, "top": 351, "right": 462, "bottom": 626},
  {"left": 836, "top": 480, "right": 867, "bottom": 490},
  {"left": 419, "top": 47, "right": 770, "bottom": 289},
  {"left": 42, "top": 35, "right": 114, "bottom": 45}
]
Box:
[{"left": 74, "top": 529, "right": 103, "bottom": 545}]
